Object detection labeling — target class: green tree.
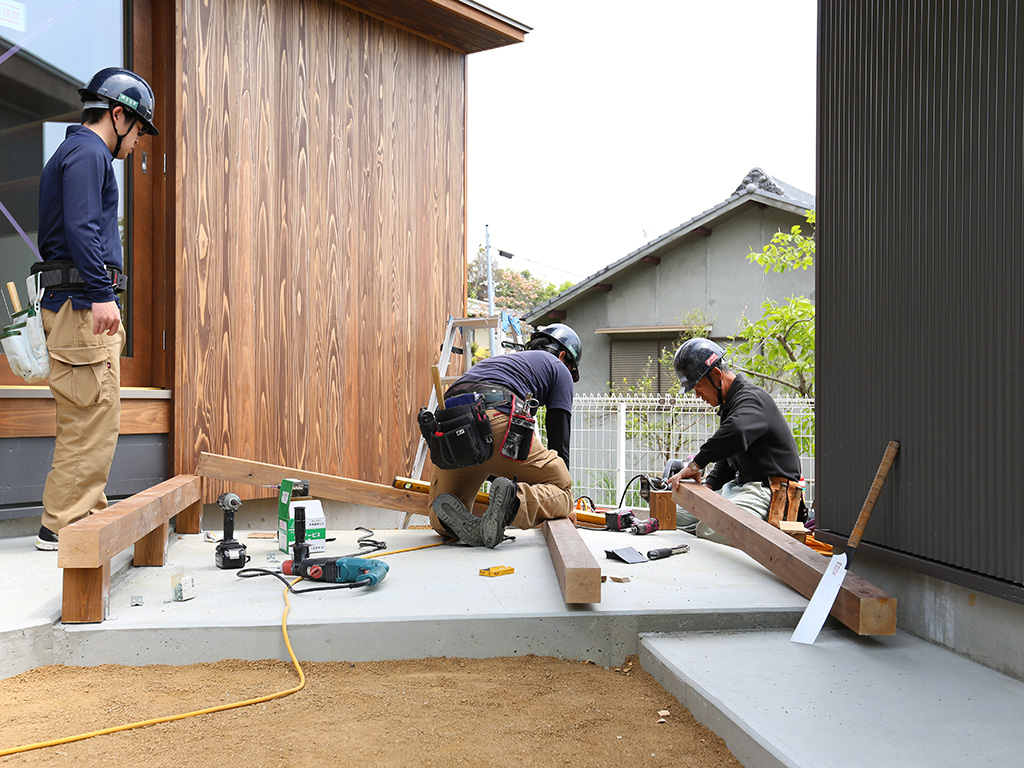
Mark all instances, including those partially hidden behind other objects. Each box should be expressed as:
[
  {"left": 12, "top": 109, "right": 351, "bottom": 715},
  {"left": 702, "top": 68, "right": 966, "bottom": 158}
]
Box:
[
  {"left": 466, "top": 248, "right": 573, "bottom": 316},
  {"left": 731, "top": 210, "right": 816, "bottom": 398}
]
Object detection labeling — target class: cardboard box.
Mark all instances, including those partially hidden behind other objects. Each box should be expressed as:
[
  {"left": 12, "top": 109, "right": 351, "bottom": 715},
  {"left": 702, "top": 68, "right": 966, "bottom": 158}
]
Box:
[{"left": 278, "top": 479, "right": 326, "bottom": 554}]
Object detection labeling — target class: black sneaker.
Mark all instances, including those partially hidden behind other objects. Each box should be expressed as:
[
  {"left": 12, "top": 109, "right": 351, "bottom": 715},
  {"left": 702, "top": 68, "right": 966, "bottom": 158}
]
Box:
[
  {"left": 479, "top": 477, "right": 520, "bottom": 549},
  {"left": 35, "top": 525, "right": 59, "bottom": 551},
  {"left": 433, "top": 494, "right": 485, "bottom": 546}
]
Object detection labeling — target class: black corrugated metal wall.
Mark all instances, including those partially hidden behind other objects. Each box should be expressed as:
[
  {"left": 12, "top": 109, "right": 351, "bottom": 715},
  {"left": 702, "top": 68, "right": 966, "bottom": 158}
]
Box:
[{"left": 818, "top": 0, "right": 1023, "bottom": 590}]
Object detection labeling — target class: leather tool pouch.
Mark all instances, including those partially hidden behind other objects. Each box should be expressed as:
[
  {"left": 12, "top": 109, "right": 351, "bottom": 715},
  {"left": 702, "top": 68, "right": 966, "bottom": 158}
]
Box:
[
  {"left": 422, "top": 394, "right": 493, "bottom": 470},
  {"left": 499, "top": 395, "right": 535, "bottom": 462},
  {"left": 767, "top": 477, "right": 806, "bottom": 527}
]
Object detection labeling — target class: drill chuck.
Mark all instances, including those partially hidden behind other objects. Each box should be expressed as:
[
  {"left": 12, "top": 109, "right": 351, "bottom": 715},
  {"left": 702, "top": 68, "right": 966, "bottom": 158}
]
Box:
[{"left": 629, "top": 518, "right": 660, "bottom": 535}]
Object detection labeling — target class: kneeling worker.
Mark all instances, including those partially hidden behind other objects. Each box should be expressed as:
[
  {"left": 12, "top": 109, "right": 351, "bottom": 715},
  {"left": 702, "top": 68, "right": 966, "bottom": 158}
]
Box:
[
  {"left": 425, "top": 324, "right": 582, "bottom": 547},
  {"left": 667, "top": 338, "right": 802, "bottom": 544}
]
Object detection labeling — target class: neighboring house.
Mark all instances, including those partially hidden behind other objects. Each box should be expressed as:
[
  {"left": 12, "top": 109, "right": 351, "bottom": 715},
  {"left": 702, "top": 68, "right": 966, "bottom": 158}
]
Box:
[
  {"left": 525, "top": 169, "right": 814, "bottom": 394},
  {"left": 0, "top": 1, "right": 529, "bottom": 525}
]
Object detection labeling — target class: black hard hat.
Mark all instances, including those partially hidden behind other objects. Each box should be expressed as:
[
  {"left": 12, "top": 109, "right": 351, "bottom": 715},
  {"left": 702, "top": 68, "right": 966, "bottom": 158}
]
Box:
[
  {"left": 673, "top": 338, "right": 726, "bottom": 392},
  {"left": 529, "top": 323, "right": 582, "bottom": 382},
  {"left": 79, "top": 67, "right": 159, "bottom": 136}
]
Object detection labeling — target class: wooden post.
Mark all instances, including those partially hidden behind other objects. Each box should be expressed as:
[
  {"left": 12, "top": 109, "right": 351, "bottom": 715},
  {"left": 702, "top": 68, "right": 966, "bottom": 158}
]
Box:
[
  {"left": 648, "top": 490, "right": 677, "bottom": 530},
  {"left": 176, "top": 498, "right": 203, "bottom": 534},
  {"left": 134, "top": 520, "right": 170, "bottom": 566},
  {"left": 62, "top": 562, "right": 110, "bottom": 623}
]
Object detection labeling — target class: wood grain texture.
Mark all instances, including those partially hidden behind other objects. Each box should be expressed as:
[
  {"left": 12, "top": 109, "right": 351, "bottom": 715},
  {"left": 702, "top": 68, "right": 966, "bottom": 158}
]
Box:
[
  {"left": 196, "top": 451, "right": 435, "bottom": 515},
  {"left": 648, "top": 490, "right": 677, "bottom": 531},
  {"left": 542, "top": 517, "right": 602, "bottom": 604},
  {"left": 58, "top": 475, "right": 202, "bottom": 569},
  {"left": 177, "top": 0, "right": 466, "bottom": 501},
  {"left": 672, "top": 482, "right": 897, "bottom": 635},
  {"left": 61, "top": 562, "right": 110, "bottom": 624},
  {"left": 0, "top": 398, "right": 171, "bottom": 438}
]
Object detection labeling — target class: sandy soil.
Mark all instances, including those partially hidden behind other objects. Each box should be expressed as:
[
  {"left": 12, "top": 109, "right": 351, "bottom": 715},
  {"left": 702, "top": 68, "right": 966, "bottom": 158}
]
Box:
[{"left": 0, "top": 655, "right": 740, "bottom": 767}]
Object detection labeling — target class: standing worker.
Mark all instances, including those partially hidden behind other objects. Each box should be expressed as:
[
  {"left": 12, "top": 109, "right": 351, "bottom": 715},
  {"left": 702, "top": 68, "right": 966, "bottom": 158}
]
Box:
[
  {"left": 667, "top": 338, "right": 802, "bottom": 544},
  {"left": 33, "top": 68, "right": 158, "bottom": 551},
  {"left": 426, "top": 324, "right": 582, "bottom": 548}
]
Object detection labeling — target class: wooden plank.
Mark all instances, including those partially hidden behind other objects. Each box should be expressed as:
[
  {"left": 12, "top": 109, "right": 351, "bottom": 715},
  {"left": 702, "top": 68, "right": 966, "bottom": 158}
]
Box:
[
  {"left": 648, "top": 490, "right": 677, "bottom": 530},
  {"left": 542, "top": 518, "right": 601, "bottom": 604},
  {"left": 58, "top": 475, "right": 202, "bottom": 569},
  {"left": 673, "top": 483, "right": 896, "bottom": 635},
  {"left": 197, "top": 452, "right": 430, "bottom": 516},
  {"left": 0, "top": 398, "right": 172, "bottom": 438},
  {"left": 61, "top": 562, "right": 110, "bottom": 624}
]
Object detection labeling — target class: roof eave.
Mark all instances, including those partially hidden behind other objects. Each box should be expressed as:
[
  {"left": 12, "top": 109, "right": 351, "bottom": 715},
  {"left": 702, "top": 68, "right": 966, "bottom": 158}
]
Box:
[{"left": 525, "top": 191, "right": 811, "bottom": 324}]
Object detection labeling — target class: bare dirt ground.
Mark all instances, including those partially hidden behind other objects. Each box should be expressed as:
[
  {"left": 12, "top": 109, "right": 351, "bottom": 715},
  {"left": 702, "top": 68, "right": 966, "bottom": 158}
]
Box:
[{"left": 0, "top": 655, "right": 740, "bottom": 767}]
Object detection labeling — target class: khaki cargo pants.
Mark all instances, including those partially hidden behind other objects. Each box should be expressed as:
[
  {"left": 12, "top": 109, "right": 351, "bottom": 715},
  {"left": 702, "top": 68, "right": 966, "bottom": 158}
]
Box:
[
  {"left": 41, "top": 303, "right": 124, "bottom": 533},
  {"left": 426, "top": 411, "right": 573, "bottom": 538}
]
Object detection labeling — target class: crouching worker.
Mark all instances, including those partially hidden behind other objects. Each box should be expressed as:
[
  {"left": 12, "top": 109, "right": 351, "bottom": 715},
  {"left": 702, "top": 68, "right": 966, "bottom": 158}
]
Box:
[
  {"left": 422, "top": 324, "right": 582, "bottom": 548},
  {"left": 667, "top": 338, "right": 802, "bottom": 544}
]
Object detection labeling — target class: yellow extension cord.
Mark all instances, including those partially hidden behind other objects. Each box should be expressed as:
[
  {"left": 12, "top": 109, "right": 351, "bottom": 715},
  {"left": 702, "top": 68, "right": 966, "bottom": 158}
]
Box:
[{"left": 0, "top": 541, "right": 443, "bottom": 758}]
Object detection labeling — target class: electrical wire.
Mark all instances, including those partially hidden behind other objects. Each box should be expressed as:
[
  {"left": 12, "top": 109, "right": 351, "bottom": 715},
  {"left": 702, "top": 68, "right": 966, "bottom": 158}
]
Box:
[
  {"left": 0, "top": 577, "right": 307, "bottom": 758},
  {"left": 616, "top": 474, "right": 646, "bottom": 509},
  {"left": 1, "top": 536, "right": 446, "bottom": 757}
]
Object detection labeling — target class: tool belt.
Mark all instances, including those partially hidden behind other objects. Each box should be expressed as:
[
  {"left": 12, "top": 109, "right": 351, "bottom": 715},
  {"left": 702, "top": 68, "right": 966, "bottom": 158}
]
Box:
[
  {"left": 767, "top": 476, "right": 805, "bottom": 528},
  {"left": 30, "top": 259, "right": 128, "bottom": 294},
  {"left": 418, "top": 393, "right": 493, "bottom": 470},
  {"left": 443, "top": 381, "right": 521, "bottom": 410}
]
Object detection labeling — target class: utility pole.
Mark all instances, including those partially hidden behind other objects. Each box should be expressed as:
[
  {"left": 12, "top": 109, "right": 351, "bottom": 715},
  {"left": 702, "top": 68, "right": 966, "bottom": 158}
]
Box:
[{"left": 485, "top": 224, "right": 496, "bottom": 354}]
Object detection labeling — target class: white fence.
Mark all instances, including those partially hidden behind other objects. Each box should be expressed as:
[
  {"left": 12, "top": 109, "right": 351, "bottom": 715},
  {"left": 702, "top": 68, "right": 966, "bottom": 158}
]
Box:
[{"left": 564, "top": 393, "right": 815, "bottom": 509}]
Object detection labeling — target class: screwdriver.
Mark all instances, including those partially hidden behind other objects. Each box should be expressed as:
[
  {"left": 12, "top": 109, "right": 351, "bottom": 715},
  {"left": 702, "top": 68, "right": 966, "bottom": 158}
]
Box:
[{"left": 647, "top": 543, "right": 691, "bottom": 560}]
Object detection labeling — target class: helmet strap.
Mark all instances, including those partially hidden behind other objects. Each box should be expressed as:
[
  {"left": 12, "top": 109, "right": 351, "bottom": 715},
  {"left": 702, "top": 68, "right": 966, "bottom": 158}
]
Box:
[{"left": 108, "top": 107, "right": 137, "bottom": 158}]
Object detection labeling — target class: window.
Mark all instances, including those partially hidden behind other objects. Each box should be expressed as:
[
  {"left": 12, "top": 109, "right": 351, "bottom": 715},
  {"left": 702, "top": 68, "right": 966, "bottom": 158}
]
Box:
[
  {"left": 0, "top": 0, "right": 163, "bottom": 387},
  {"left": 610, "top": 338, "right": 678, "bottom": 394}
]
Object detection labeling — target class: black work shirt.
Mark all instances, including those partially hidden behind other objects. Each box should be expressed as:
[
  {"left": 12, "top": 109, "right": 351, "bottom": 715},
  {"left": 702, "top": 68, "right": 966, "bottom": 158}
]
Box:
[
  {"left": 450, "top": 350, "right": 574, "bottom": 466},
  {"left": 694, "top": 375, "right": 801, "bottom": 491},
  {"left": 38, "top": 125, "right": 122, "bottom": 310}
]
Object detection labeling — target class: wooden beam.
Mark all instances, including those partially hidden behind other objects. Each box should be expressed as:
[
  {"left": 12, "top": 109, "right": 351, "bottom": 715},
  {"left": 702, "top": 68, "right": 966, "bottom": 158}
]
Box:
[
  {"left": 546, "top": 310, "right": 567, "bottom": 321},
  {"left": 642, "top": 255, "right": 661, "bottom": 265},
  {"left": 58, "top": 475, "right": 202, "bottom": 569},
  {"left": 672, "top": 483, "right": 896, "bottom": 635},
  {"left": 595, "top": 283, "right": 613, "bottom": 292},
  {"left": 695, "top": 225, "right": 713, "bottom": 237},
  {"left": 542, "top": 517, "right": 601, "bottom": 604},
  {"left": 197, "top": 452, "right": 490, "bottom": 516}
]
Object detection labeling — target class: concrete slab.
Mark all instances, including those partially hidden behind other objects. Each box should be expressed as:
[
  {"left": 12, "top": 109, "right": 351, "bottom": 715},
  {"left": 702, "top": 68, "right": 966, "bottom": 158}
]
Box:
[
  {"left": 2, "top": 525, "right": 805, "bottom": 676},
  {"left": 5, "top": 522, "right": 1024, "bottom": 768},
  {"left": 640, "top": 629, "right": 1024, "bottom": 768}
]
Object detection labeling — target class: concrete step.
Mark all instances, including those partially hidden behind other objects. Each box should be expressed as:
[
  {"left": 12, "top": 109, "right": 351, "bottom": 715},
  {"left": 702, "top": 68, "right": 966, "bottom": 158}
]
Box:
[{"left": 640, "top": 629, "right": 1024, "bottom": 768}]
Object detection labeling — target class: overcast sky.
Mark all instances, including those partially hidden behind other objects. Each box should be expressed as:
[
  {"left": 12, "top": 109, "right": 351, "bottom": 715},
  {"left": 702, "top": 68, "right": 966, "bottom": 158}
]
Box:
[{"left": 466, "top": 0, "right": 817, "bottom": 285}]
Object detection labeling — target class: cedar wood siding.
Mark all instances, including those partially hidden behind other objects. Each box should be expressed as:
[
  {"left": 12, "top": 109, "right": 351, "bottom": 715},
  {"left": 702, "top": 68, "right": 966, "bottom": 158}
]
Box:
[{"left": 176, "top": 0, "right": 468, "bottom": 497}]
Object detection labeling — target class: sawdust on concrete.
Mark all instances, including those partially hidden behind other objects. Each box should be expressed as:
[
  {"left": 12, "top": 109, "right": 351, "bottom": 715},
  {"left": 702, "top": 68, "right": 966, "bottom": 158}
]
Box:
[{"left": 0, "top": 655, "right": 740, "bottom": 767}]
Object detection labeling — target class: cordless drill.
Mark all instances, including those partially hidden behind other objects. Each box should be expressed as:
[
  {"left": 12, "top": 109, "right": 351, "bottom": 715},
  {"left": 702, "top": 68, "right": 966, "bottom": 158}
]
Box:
[{"left": 215, "top": 492, "right": 249, "bottom": 569}]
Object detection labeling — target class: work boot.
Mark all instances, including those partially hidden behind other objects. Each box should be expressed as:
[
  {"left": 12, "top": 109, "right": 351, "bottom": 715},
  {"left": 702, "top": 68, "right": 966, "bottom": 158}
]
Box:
[
  {"left": 478, "top": 477, "right": 520, "bottom": 549},
  {"left": 433, "top": 494, "right": 486, "bottom": 546},
  {"left": 35, "top": 525, "right": 58, "bottom": 551}
]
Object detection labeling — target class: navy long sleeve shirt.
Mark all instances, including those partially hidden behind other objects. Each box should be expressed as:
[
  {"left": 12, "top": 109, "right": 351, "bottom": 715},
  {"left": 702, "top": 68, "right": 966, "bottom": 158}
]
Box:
[{"left": 38, "top": 125, "right": 122, "bottom": 310}]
